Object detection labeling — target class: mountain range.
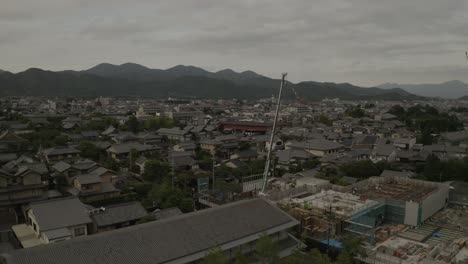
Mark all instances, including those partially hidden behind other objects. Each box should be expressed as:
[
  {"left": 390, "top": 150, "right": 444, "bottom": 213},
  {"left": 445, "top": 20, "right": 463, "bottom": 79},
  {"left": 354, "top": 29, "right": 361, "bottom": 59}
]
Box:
[
  {"left": 0, "top": 63, "right": 420, "bottom": 101},
  {"left": 378, "top": 80, "right": 468, "bottom": 99}
]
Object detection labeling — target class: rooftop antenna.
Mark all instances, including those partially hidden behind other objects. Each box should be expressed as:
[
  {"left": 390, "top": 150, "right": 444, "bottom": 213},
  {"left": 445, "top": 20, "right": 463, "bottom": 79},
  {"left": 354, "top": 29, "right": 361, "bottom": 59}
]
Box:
[{"left": 260, "top": 73, "right": 287, "bottom": 194}]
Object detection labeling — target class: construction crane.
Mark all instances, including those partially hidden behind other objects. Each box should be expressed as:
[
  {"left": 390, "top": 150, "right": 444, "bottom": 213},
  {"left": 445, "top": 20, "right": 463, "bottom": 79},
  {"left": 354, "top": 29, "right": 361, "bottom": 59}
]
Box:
[
  {"left": 291, "top": 85, "right": 303, "bottom": 104},
  {"left": 260, "top": 73, "right": 287, "bottom": 194}
]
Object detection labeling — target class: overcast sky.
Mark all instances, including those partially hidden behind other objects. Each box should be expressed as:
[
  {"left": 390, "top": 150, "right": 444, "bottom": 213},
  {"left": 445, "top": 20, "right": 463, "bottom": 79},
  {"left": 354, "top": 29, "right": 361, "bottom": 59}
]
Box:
[{"left": 1, "top": 0, "right": 468, "bottom": 86}]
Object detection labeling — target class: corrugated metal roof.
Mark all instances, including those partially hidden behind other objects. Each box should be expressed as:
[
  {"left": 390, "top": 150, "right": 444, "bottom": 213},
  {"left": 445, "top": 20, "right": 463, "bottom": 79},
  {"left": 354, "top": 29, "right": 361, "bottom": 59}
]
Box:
[
  {"left": 29, "top": 197, "right": 92, "bottom": 232},
  {"left": 5, "top": 199, "right": 298, "bottom": 264}
]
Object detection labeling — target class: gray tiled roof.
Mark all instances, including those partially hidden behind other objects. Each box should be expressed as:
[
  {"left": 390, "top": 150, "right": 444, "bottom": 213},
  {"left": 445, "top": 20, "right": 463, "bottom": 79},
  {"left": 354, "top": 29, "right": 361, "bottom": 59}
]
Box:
[
  {"left": 380, "top": 170, "right": 413, "bottom": 178},
  {"left": 91, "top": 202, "right": 147, "bottom": 227},
  {"left": 51, "top": 161, "right": 71, "bottom": 173},
  {"left": 151, "top": 207, "right": 183, "bottom": 220},
  {"left": 4, "top": 199, "right": 298, "bottom": 264},
  {"left": 75, "top": 174, "right": 101, "bottom": 185},
  {"left": 28, "top": 197, "right": 92, "bottom": 232},
  {"left": 289, "top": 139, "right": 343, "bottom": 151},
  {"left": 107, "top": 143, "right": 156, "bottom": 154},
  {"left": 42, "top": 146, "right": 80, "bottom": 156}
]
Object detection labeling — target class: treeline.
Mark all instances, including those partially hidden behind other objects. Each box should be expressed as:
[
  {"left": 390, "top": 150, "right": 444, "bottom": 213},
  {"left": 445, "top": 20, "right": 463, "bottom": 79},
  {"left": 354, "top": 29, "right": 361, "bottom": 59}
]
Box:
[{"left": 389, "top": 104, "right": 462, "bottom": 145}]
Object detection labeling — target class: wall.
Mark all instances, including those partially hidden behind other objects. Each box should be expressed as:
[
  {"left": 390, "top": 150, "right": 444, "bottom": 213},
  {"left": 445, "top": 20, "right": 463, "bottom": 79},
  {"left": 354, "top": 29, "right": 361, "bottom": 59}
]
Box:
[
  {"left": 22, "top": 172, "right": 42, "bottom": 185},
  {"left": 404, "top": 201, "right": 419, "bottom": 226},
  {"left": 28, "top": 210, "right": 40, "bottom": 236},
  {"left": 0, "top": 176, "right": 7, "bottom": 188},
  {"left": 307, "top": 149, "right": 325, "bottom": 157},
  {"left": 421, "top": 186, "right": 449, "bottom": 222}
]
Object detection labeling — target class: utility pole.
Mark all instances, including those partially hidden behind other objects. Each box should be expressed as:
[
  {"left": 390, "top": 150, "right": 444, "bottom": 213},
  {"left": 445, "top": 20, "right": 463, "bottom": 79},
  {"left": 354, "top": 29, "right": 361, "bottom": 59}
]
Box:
[
  {"left": 171, "top": 155, "right": 175, "bottom": 188},
  {"left": 212, "top": 157, "right": 215, "bottom": 189},
  {"left": 261, "top": 73, "right": 287, "bottom": 194},
  {"left": 326, "top": 202, "right": 332, "bottom": 255}
]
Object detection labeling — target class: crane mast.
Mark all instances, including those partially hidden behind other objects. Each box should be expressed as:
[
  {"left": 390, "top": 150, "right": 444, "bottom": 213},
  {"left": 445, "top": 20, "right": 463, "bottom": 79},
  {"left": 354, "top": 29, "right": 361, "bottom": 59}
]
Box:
[{"left": 260, "top": 73, "right": 287, "bottom": 194}]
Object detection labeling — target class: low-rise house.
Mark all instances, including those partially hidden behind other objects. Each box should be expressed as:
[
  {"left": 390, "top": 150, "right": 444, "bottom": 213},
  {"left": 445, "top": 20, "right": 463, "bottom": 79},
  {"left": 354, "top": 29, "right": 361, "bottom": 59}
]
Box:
[
  {"left": 351, "top": 135, "right": 378, "bottom": 150},
  {"left": 51, "top": 161, "right": 80, "bottom": 184},
  {"left": 276, "top": 148, "right": 315, "bottom": 166},
  {"left": 199, "top": 139, "right": 222, "bottom": 156},
  {"left": 135, "top": 156, "right": 148, "bottom": 174},
  {"left": 371, "top": 144, "right": 397, "bottom": 162},
  {"left": 393, "top": 137, "right": 416, "bottom": 150},
  {"left": 441, "top": 130, "right": 468, "bottom": 144},
  {"left": 0, "top": 153, "right": 17, "bottom": 165},
  {"left": 0, "top": 130, "right": 28, "bottom": 153},
  {"left": 288, "top": 139, "right": 344, "bottom": 157},
  {"left": 81, "top": 131, "right": 100, "bottom": 141},
  {"left": 112, "top": 132, "right": 139, "bottom": 144},
  {"left": 23, "top": 197, "right": 92, "bottom": 244},
  {"left": 89, "top": 202, "right": 147, "bottom": 233},
  {"left": 68, "top": 174, "right": 120, "bottom": 203},
  {"left": 380, "top": 170, "right": 414, "bottom": 178},
  {"left": 168, "top": 151, "right": 199, "bottom": 171},
  {"left": 230, "top": 149, "right": 258, "bottom": 161},
  {"left": 173, "top": 142, "right": 197, "bottom": 153},
  {"left": 225, "top": 159, "right": 248, "bottom": 170},
  {"left": 107, "top": 143, "right": 160, "bottom": 161},
  {"left": 137, "top": 133, "right": 163, "bottom": 145},
  {"left": 157, "top": 127, "right": 192, "bottom": 142},
  {"left": 88, "top": 166, "right": 118, "bottom": 184},
  {"left": 0, "top": 168, "right": 48, "bottom": 208},
  {"left": 101, "top": 125, "right": 116, "bottom": 136},
  {"left": 39, "top": 146, "right": 81, "bottom": 163},
  {"left": 151, "top": 207, "right": 183, "bottom": 220}
]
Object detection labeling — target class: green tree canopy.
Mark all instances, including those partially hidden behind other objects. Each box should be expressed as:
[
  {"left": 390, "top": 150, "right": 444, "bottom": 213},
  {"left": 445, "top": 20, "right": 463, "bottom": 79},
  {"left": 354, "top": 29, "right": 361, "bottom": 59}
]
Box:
[
  {"left": 201, "top": 248, "right": 228, "bottom": 264},
  {"left": 255, "top": 234, "right": 280, "bottom": 264},
  {"left": 143, "top": 160, "right": 171, "bottom": 182},
  {"left": 77, "top": 141, "right": 101, "bottom": 161}
]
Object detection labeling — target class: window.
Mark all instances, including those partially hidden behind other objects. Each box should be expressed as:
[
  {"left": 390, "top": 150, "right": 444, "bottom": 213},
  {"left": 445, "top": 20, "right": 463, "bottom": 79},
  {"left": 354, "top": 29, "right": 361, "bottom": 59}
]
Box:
[{"left": 74, "top": 227, "right": 85, "bottom": 236}]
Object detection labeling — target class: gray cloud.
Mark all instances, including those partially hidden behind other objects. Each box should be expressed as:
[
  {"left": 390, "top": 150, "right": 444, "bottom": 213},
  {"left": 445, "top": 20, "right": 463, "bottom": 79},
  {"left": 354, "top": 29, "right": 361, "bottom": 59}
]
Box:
[{"left": 1, "top": 0, "right": 468, "bottom": 86}]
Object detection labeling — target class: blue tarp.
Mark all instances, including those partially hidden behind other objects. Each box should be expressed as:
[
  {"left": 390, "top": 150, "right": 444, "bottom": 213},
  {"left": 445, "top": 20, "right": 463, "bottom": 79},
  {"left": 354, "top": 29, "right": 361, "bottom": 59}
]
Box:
[{"left": 319, "top": 239, "right": 343, "bottom": 248}]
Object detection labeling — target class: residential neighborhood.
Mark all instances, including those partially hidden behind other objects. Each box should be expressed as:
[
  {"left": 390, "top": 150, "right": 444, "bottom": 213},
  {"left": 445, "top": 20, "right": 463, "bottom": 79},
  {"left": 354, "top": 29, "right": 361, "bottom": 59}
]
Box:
[{"left": 1, "top": 95, "right": 468, "bottom": 263}]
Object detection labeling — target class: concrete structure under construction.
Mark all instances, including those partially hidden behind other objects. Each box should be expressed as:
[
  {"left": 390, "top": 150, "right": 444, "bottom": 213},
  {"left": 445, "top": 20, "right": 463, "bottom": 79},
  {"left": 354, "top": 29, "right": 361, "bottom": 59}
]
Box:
[{"left": 277, "top": 174, "right": 450, "bottom": 245}]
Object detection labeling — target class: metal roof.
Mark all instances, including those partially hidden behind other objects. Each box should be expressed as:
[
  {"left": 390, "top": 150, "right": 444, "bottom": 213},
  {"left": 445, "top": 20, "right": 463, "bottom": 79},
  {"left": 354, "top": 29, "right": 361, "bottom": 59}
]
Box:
[
  {"left": 91, "top": 202, "right": 147, "bottom": 227},
  {"left": 28, "top": 197, "right": 92, "bottom": 232},
  {"left": 4, "top": 199, "right": 298, "bottom": 264}
]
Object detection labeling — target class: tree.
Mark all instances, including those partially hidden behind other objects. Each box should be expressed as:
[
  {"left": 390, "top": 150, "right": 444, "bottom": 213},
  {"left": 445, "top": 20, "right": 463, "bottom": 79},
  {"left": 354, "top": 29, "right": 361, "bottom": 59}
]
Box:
[
  {"left": 125, "top": 115, "right": 140, "bottom": 133},
  {"left": 281, "top": 250, "right": 318, "bottom": 264},
  {"left": 147, "top": 179, "right": 194, "bottom": 212},
  {"left": 388, "top": 105, "right": 405, "bottom": 118},
  {"left": 54, "top": 135, "right": 69, "bottom": 146},
  {"left": 318, "top": 115, "right": 332, "bottom": 126},
  {"left": 345, "top": 106, "right": 365, "bottom": 118},
  {"left": 302, "top": 159, "right": 319, "bottom": 170},
  {"left": 143, "top": 117, "right": 175, "bottom": 131},
  {"left": 201, "top": 248, "right": 228, "bottom": 264},
  {"left": 418, "top": 127, "right": 433, "bottom": 145},
  {"left": 255, "top": 234, "right": 279, "bottom": 264},
  {"left": 308, "top": 249, "right": 332, "bottom": 264},
  {"left": 423, "top": 154, "right": 443, "bottom": 181},
  {"left": 233, "top": 250, "right": 248, "bottom": 264},
  {"left": 335, "top": 250, "right": 353, "bottom": 264},
  {"left": 143, "top": 160, "right": 171, "bottom": 182},
  {"left": 77, "top": 141, "right": 101, "bottom": 161},
  {"left": 341, "top": 160, "right": 380, "bottom": 179}
]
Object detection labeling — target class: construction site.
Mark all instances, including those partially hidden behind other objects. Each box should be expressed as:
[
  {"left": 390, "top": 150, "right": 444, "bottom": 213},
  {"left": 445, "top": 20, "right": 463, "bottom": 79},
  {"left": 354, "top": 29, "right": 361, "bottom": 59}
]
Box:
[{"left": 275, "top": 173, "right": 468, "bottom": 263}]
